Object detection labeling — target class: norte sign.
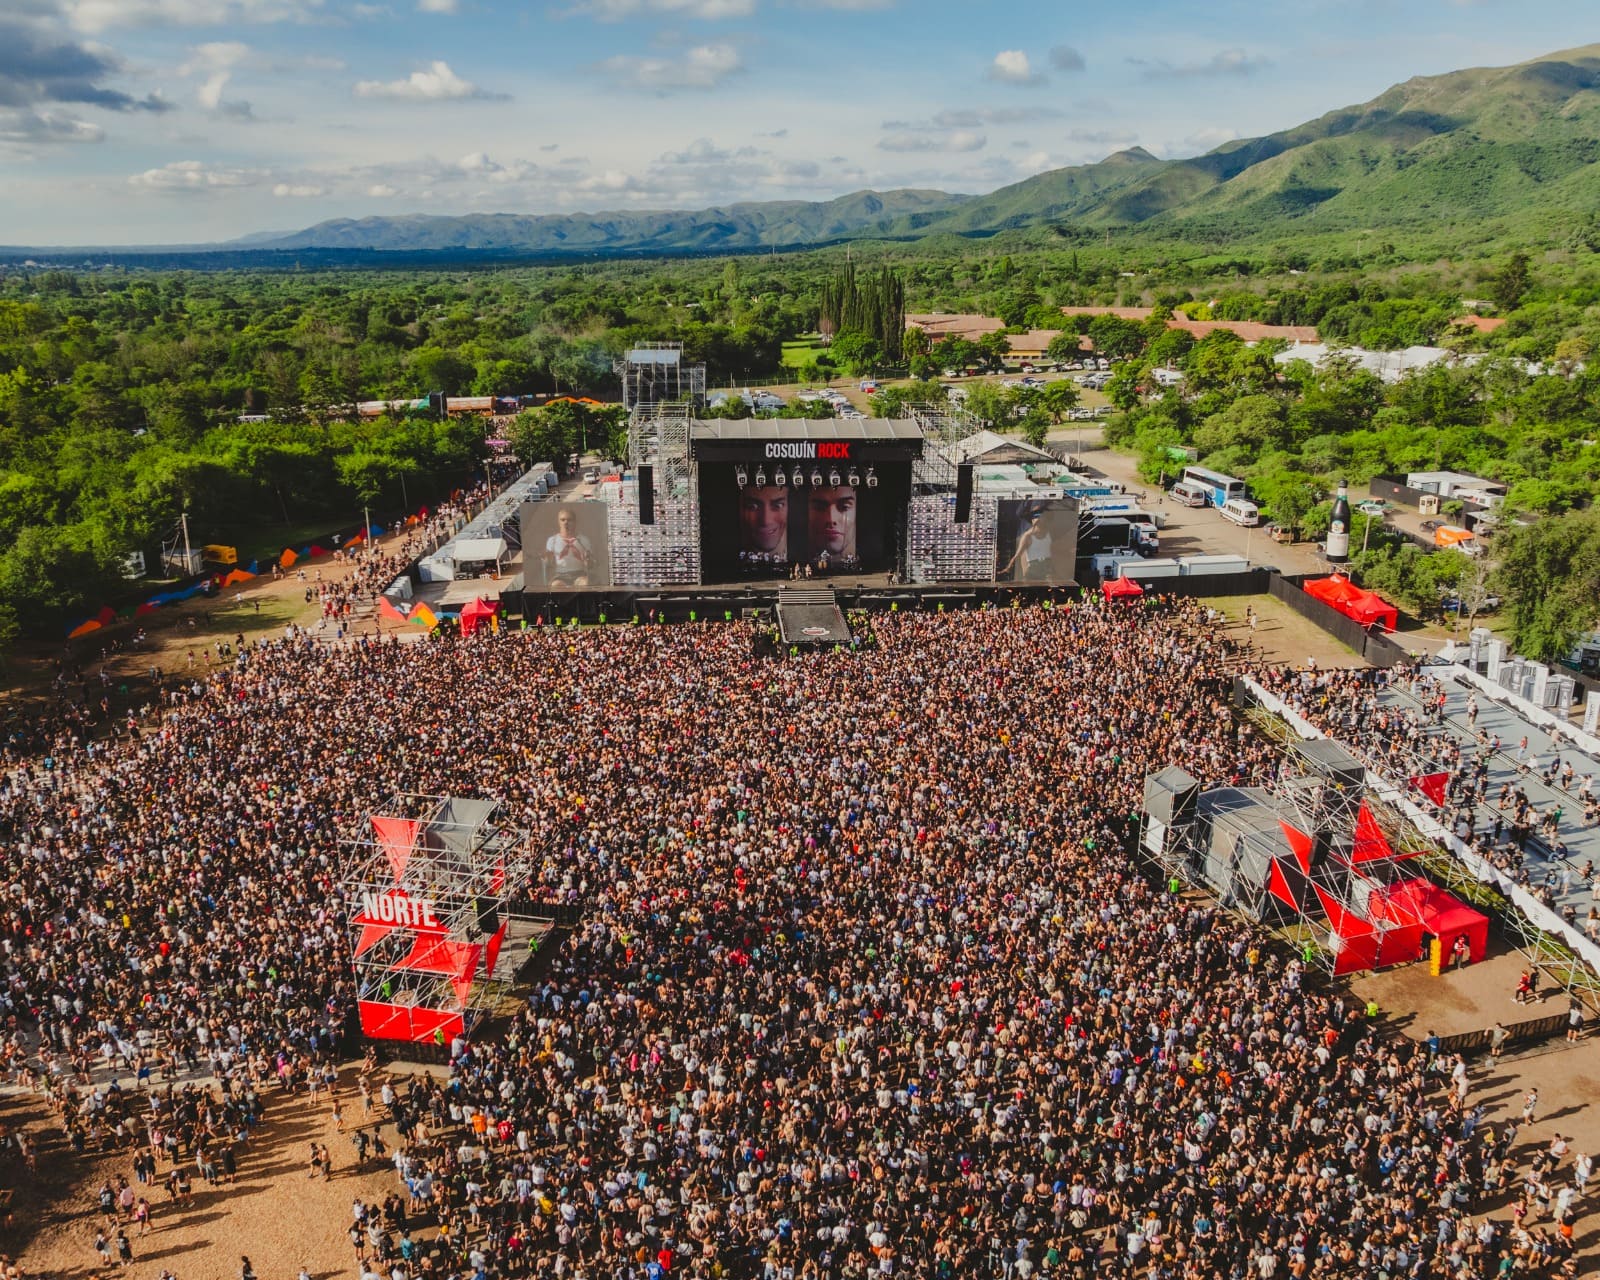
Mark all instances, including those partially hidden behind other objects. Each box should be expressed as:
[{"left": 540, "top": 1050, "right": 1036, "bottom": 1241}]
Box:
[{"left": 357, "top": 890, "right": 441, "bottom": 930}]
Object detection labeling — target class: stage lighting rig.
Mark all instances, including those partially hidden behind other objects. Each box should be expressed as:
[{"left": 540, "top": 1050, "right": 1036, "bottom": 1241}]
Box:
[
  {"left": 847, "top": 468, "right": 860, "bottom": 487},
  {"left": 865, "top": 466, "right": 879, "bottom": 489},
  {"left": 735, "top": 466, "right": 749, "bottom": 488},
  {"left": 754, "top": 467, "right": 767, "bottom": 487}
]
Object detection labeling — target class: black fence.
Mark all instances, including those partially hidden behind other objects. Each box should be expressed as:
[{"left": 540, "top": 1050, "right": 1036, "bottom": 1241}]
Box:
[
  {"left": 1437, "top": 1009, "right": 1580, "bottom": 1057},
  {"left": 1369, "top": 475, "right": 1434, "bottom": 508},
  {"left": 1130, "top": 568, "right": 1272, "bottom": 598},
  {"left": 1267, "top": 573, "right": 1407, "bottom": 666}
]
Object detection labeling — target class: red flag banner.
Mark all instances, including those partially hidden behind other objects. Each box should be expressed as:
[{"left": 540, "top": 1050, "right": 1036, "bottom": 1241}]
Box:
[{"left": 1409, "top": 773, "right": 1449, "bottom": 806}]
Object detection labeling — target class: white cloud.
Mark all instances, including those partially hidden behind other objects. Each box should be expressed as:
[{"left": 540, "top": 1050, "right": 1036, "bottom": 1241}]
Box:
[
  {"left": 601, "top": 42, "right": 742, "bottom": 91},
  {"left": 367, "top": 182, "right": 398, "bottom": 197},
  {"left": 0, "top": 108, "right": 105, "bottom": 145},
  {"left": 987, "top": 50, "right": 1045, "bottom": 86},
  {"left": 1131, "top": 49, "right": 1270, "bottom": 79},
  {"left": 128, "top": 158, "right": 258, "bottom": 190},
  {"left": 564, "top": 0, "right": 754, "bottom": 19},
  {"left": 878, "top": 129, "right": 986, "bottom": 153},
  {"left": 577, "top": 169, "right": 642, "bottom": 192},
  {"left": 272, "top": 181, "right": 324, "bottom": 196},
  {"left": 64, "top": 0, "right": 322, "bottom": 33},
  {"left": 354, "top": 60, "right": 505, "bottom": 101},
  {"left": 417, "top": 0, "right": 457, "bottom": 10},
  {"left": 180, "top": 41, "right": 251, "bottom": 112}
]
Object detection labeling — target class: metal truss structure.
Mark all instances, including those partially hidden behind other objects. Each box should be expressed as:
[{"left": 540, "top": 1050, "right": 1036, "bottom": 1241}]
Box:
[
  {"left": 343, "top": 794, "right": 544, "bottom": 1039},
  {"left": 614, "top": 401, "right": 701, "bottom": 586},
  {"left": 905, "top": 406, "right": 998, "bottom": 582},
  {"left": 1242, "top": 704, "right": 1600, "bottom": 1012},
  {"left": 614, "top": 342, "right": 706, "bottom": 414}
]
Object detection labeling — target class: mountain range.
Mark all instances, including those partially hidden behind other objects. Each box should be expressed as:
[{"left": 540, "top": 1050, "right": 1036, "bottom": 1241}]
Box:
[{"left": 7, "top": 43, "right": 1600, "bottom": 262}]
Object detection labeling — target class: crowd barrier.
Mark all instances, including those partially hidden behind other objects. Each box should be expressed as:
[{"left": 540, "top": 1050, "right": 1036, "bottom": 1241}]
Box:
[{"left": 1243, "top": 675, "right": 1600, "bottom": 1007}]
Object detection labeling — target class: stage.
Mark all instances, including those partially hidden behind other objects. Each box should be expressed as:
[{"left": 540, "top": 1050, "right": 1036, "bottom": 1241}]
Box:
[{"left": 497, "top": 574, "right": 1079, "bottom": 626}]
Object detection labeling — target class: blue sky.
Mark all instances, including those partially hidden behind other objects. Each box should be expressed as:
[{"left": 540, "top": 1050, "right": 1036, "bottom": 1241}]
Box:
[{"left": 0, "top": 0, "right": 1590, "bottom": 245}]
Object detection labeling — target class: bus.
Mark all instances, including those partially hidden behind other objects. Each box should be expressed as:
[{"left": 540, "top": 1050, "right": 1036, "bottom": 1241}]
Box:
[{"left": 1180, "top": 466, "right": 1248, "bottom": 508}]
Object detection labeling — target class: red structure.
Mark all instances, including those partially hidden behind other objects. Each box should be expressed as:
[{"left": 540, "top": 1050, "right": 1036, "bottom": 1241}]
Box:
[
  {"left": 344, "top": 796, "right": 539, "bottom": 1043},
  {"left": 1101, "top": 575, "right": 1144, "bottom": 601},
  {"left": 1304, "top": 575, "right": 1398, "bottom": 632},
  {"left": 1371, "top": 877, "right": 1490, "bottom": 965}
]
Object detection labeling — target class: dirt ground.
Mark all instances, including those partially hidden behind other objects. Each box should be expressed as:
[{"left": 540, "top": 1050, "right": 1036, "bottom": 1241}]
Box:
[
  {"left": 0, "top": 535, "right": 405, "bottom": 716},
  {"left": 8, "top": 1069, "right": 417, "bottom": 1280},
  {"left": 1200, "top": 593, "right": 1366, "bottom": 669}
]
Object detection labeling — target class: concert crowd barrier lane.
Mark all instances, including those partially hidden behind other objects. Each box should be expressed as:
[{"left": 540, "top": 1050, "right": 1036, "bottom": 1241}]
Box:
[{"left": 1243, "top": 675, "right": 1600, "bottom": 979}]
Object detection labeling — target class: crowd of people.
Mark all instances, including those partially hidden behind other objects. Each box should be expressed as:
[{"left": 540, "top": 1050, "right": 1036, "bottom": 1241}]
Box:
[{"left": 0, "top": 596, "right": 1593, "bottom": 1279}]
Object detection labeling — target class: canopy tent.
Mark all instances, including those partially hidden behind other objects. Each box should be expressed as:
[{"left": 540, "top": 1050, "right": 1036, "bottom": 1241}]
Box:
[
  {"left": 1369, "top": 877, "right": 1490, "bottom": 964},
  {"left": 459, "top": 596, "right": 501, "bottom": 637},
  {"left": 1304, "top": 575, "right": 1398, "bottom": 632},
  {"left": 451, "top": 537, "right": 507, "bottom": 568},
  {"left": 1101, "top": 575, "right": 1144, "bottom": 601}
]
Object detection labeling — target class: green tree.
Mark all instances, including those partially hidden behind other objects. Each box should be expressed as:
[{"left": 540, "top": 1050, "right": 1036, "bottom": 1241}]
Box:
[
  {"left": 1492, "top": 508, "right": 1600, "bottom": 661},
  {"left": 1040, "top": 380, "right": 1080, "bottom": 423},
  {"left": 1490, "top": 251, "right": 1532, "bottom": 315},
  {"left": 828, "top": 330, "right": 883, "bottom": 377}
]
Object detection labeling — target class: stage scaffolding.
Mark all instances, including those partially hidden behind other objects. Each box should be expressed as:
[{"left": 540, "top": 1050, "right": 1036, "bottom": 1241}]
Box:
[
  {"left": 343, "top": 794, "right": 545, "bottom": 1040},
  {"left": 905, "top": 406, "right": 998, "bottom": 582},
  {"left": 614, "top": 342, "right": 706, "bottom": 414},
  {"left": 613, "top": 401, "right": 701, "bottom": 586}
]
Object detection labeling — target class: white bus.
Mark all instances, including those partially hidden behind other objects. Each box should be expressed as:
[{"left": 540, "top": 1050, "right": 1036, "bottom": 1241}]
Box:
[{"left": 1181, "top": 466, "right": 1248, "bottom": 508}]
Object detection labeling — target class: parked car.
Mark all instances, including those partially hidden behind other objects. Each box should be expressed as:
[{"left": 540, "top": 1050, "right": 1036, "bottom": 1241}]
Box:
[
  {"left": 1357, "top": 500, "right": 1390, "bottom": 517},
  {"left": 1420, "top": 518, "right": 1442, "bottom": 532},
  {"left": 1441, "top": 592, "right": 1501, "bottom": 614}
]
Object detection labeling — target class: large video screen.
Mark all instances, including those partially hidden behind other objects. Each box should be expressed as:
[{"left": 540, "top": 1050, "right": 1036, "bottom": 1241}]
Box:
[
  {"left": 521, "top": 499, "right": 612, "bottom": 589},
  {"left": 701, "top": 463, "right": 909, "bottom": 580},
  {"left": 994, "top": 498, "right": 1079, "bottom": 584}
]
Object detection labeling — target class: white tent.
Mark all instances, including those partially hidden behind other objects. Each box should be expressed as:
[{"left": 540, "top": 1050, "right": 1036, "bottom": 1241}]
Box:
[{"left": 451, "top": 537, "right": 507, "bottom": 567}]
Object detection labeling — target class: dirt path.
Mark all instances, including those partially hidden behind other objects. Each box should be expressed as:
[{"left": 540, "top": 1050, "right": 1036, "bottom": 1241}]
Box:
[{"left": 9, "top": 1072, "right": 413, "bottom": 1280}]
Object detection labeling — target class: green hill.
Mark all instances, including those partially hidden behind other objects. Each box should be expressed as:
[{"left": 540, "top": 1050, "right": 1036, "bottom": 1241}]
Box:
[
  {"left": 13, "top": 44, "right": 1600, "bottom": 262},
  {"left": 250, "top": 189, "right": 971, "bottom": 254}
]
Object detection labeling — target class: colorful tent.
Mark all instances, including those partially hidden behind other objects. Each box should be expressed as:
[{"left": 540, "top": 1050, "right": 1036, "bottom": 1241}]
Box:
[
  {"left": 459, "top": 596, "right": 501, "bottom": 638},
  {"left": 1370, "top": 877, "right": 1489, "bottom": 964},
  {"left": 1304, "top": 575, "right": 1398, "bottom": 632},
  {"left": 1101, "top": 575, "right": 1144, "bottom": 601}
]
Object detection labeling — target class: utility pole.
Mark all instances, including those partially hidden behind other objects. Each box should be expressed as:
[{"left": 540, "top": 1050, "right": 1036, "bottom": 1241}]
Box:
[
  {"left": 364, "top": 504, "right": 371, "bottom": 556},
  {"left": 180, "top": 509, "right": 193, "bottom": 577}
]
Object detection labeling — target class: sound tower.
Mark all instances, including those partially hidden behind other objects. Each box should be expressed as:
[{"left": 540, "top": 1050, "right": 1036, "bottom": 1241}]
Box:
[
  {"left": 954, "top": 462, "right": 973, "bottom": 524},
  {"left": 474, "top": 896, "right": 500, "bottom": 937},
  {"left": 638, "top": 464, "right": 655, "bottom": 526}
]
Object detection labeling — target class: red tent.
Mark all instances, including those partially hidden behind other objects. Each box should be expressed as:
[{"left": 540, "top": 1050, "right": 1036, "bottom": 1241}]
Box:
[
  {"left": 1304, "top": 575, "right": 1398, "bottom": 632},
  {"left": 459, "top": 596, "right": 501, "bottom": 637},
  {"left": 1101, "top": 575, "right": 1144, "bottom": 601},
  {"left": 1369, "top": 877, "right": 1489, "bottom": 964}
]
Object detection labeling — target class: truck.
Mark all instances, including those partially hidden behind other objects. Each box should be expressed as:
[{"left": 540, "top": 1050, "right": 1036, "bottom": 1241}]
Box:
[{"left": 1177, "top": 554, "right": 1250, "bottom": 577}]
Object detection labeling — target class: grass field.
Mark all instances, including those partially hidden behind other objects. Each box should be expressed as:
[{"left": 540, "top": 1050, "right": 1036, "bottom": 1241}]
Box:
[{"left": 781, "top": 335, "right": 830, "bottom": 370}]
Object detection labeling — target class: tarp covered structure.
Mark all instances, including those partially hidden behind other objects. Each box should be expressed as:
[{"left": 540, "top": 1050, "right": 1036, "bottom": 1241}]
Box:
[
  {"left": 459, "top": 596, "right": 500, "bottom": 637},
  {"left": 451, "top": 537, "right": 507, "bottom": 567},
  {"left": 1304, "top": 575, "right": 1398, "bottom": 632},
  {"left": 1101, "top": 575, "right": 1144, "bottom": 601},
  {"left": 1370, "top": 876, "right": 1490, "bottom": 964}
]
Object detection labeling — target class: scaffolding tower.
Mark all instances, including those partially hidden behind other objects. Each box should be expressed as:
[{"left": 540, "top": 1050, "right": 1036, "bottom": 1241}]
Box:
[
  {"left": 614, "top": 342, "right": 706, "bottom": 414},
  {"left": 611, "top": 401, "right": 701, "bottom": 585},
  {"left": 343, "top": 794, "right": 545, "bottom": 1041},
  {"left": 905, "top": 406, "right": 997, "bottom": 582}
]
